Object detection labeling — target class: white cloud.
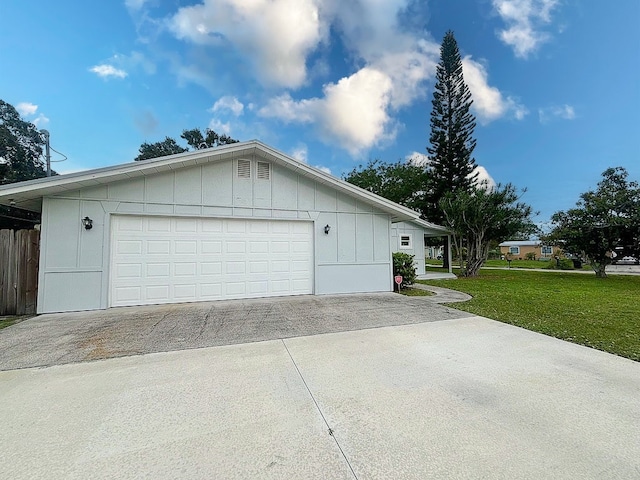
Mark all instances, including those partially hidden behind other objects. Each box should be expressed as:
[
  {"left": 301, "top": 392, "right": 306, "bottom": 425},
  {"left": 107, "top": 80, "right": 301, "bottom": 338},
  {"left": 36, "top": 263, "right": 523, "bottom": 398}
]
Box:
[
  {"left": 260, "top": 67, "right": 395, "bottom": 155},
  {"left": 124, "top": 0, "right": 149, "bottom": 11},
  {"left": 406, "top": 151, "right": 429, "bottom": 166},
  {"left": 290, "top": 144, "right": 332, "bottom": 174},
  {"left": 33, "top": 114, "right": 49, "bottom": 128},
  {"left": 538, "top": 104, "right": 576, "bottom": 123},
  {"left": 473, "top": 165, "right": 497, "bottom": 190},
  {"left": 315, "top": 165, "right": 332, "bottom": 175},
  {"left": 211, "top": 96, "right": 244, "bottom": 116},
  {"left": 258, "top": 93, "right": 316, "bottom": 123},
  {"left": 16, "top": 102, "right": 38, "bottom": 116},
  {"left": 165, "top": 1, "right": 524, "bottom": 154},
  {"left": 291, "top": 144, "right": 308, "bottom": 163},
  {"left": 462, "top": 56, "right": 528, "bottom": 123},
  {"left": 208, "top": 118, "right": 231, "bottom": 134},
  {"left": 90, "top": 64, "right": 128, "bottom": 79},
  {"left": 170, "top": 0, "right": 324, "bottom": 89},
  {"left": 493, "top": 0, "right": 559, "bottom": 58},
  {"left": 15, "top": 102, "right": 49, "bottom": 128}
]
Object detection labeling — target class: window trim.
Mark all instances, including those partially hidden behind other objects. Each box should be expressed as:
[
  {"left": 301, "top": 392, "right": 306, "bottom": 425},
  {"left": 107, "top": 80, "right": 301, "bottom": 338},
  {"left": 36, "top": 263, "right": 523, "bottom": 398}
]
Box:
[
  {"left": 508, "top": 246, "right": 520, "bottom": 255},
  {"left": 237, "top": 159, "right": 251, "bottom": 179},
  {"left": 399, "top": 234, "right": 413, "bottom": 250},
  {"left": 541, "top": 245, "right": 553, "bottom": 256}
]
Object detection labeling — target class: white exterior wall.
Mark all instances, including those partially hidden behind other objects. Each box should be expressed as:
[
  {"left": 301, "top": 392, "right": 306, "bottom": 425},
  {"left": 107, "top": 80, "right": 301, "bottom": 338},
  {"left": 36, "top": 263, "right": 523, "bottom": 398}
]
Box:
[
  {"left": 37, "top": 156, "right": 393, "bottom": 313},
  {"left": 391, "top": 222, "right": 426, "bottom": 275}
]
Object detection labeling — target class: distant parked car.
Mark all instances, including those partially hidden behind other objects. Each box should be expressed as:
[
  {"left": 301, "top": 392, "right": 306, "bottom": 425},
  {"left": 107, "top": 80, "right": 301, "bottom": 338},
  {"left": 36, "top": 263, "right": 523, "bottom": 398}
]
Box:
[{"left": 612, "top": 256, "right": 639, "bottom": 265}]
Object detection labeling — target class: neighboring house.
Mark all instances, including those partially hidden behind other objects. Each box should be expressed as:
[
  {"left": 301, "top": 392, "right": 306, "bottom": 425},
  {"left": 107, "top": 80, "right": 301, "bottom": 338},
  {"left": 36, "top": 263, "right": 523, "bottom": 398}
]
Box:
[
  {"left": 425, "top": 245, "right": 444, "bottom": 260},
  {"left": 499, "top": 240, "right": 560, "bottom": 260},
  {"left": 391, "top": 219, "right": 453, "bottom": 278},
  {"left": 0, "top": 141, "right": 451, "bottom": 314}
]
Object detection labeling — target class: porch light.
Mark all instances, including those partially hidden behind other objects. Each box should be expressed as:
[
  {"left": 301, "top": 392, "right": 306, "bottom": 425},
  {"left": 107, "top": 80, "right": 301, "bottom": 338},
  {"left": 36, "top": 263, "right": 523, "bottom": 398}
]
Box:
[
  {"left": 82, "top": 216, "right": 93, "bottom": 230},
  {"left": 324, "top": 224, "right": 331, "bottom": 234}
]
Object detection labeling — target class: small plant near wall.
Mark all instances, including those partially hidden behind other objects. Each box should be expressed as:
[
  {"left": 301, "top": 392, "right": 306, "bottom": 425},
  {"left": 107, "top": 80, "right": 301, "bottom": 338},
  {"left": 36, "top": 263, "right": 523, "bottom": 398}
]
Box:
[
  {"left": 525, "top": 252, "right": 536, "bottom": 261},
  {"left": 393, "top": 252, "right": 417, "bottom": 288}
]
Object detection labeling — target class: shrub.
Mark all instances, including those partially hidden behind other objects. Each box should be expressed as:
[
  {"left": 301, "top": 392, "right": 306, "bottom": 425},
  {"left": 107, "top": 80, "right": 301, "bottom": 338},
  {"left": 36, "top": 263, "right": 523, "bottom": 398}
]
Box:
[
  {"left": 393, "top": 252, "right": 417, "bottom": 288},
  {"left": 546, "top": 258, "right": 574, "bottom": 270},
  {"left": 525, "top": 252, "right": 536, "bottom": 261}
]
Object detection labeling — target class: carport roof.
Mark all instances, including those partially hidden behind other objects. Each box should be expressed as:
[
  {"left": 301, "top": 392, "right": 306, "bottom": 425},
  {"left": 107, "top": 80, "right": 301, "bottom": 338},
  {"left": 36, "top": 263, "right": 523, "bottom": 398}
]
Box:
[{"left": 0, "top": 140, "right": 423, "bottom": 223}]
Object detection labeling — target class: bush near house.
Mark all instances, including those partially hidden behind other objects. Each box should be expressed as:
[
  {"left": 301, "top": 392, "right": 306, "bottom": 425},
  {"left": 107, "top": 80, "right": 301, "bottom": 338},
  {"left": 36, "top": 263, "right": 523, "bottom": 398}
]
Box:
[{"left": 393, "top": 252, "right": 416, "bottom": 288}]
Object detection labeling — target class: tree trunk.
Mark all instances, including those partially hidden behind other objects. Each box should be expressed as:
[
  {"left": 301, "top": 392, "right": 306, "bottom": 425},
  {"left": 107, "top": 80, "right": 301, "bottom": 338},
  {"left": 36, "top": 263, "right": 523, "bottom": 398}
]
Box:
[
  {"left": 443, "top": 240, "right": 450, "bottom": 270},
  {"left": 593, "top": 262, "right": 607, "bottom": 278}
]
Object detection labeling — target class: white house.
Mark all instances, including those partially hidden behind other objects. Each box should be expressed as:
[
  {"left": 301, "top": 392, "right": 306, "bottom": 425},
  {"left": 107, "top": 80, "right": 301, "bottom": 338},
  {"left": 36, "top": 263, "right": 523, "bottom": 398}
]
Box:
[
  {"left": 391, "top": 219, "right": 453, "bottom": 278},
  {"left": 0, "top": 141, "right": 452, "bottom": 313}
]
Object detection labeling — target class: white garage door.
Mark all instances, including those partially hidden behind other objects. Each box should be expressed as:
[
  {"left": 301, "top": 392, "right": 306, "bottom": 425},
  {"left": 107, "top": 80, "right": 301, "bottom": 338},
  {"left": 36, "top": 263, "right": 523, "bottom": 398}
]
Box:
[{"left": 110, "top": 216, "right": 313, "bottom": 307}]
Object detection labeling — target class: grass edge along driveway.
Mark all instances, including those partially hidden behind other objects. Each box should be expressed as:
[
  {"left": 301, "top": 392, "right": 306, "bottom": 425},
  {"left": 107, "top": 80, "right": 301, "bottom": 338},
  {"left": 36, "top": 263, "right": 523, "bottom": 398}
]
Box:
[{"left": 419, "top": 270, "right": 640, "bottom": 362}]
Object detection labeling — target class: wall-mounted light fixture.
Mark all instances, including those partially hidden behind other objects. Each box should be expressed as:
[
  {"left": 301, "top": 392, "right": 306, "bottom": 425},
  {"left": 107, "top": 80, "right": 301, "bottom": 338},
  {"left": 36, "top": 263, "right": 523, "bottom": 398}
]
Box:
[
  {"left": 324, "top": 224, "right": 331, "bottom": 234},
  {"left": 82, "top": 216, "right": 93, "bottom": 230}
]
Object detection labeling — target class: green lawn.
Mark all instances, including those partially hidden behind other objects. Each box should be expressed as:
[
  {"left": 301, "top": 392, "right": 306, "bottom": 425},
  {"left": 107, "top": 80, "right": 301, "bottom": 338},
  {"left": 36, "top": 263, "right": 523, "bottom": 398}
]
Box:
[
  {"left": 398, "top": 287, "right": 433, "bottom": 297},
  {"left": 0, "top": 316, "right": 23, "bottom": 330},
  {"left": 418, "top": 270, "right": 640, "bottom": 361}
]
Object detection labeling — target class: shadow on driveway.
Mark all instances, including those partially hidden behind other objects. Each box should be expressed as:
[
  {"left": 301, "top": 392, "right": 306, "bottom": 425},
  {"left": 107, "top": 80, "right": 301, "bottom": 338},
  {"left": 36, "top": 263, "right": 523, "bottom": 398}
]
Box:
[{"left": 0, "top": 293, "right": 469, "bottom": 370}]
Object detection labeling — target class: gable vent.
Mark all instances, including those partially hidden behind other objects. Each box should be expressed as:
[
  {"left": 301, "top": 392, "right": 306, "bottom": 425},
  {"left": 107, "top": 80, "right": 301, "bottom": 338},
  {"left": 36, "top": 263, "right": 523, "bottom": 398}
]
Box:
[
  {"left": 257, "top": 161, "right": 271, "bottom": 180},
  {"left": 237, "top": 159, "right": 251, "bottom": 178}
]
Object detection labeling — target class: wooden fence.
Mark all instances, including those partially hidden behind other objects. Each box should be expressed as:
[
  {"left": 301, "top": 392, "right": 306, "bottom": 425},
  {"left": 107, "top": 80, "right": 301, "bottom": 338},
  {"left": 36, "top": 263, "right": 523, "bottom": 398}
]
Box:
[{"left": 0, "top": 229, "right": 40, "bottom": 315}]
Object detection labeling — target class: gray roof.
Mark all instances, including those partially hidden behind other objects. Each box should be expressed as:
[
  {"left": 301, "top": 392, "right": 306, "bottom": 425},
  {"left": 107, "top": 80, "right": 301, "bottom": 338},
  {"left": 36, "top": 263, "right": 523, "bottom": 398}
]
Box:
[{"left": 499, "top": 240, "right": 541, "bottom": 247}]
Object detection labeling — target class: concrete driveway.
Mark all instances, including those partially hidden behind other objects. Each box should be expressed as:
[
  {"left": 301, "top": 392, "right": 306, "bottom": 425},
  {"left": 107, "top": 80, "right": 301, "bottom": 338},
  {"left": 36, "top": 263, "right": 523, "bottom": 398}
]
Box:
[
  {"left": 1, "top": 294, "right": 639, "bottom": 479},
  {"left": 0, "top": 293, "right": 468, "bottom": 370}
]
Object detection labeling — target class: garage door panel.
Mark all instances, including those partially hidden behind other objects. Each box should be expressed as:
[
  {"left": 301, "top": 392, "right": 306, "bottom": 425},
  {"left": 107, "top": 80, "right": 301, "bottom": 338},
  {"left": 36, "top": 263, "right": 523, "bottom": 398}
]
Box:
[
  {"left": 175, "top": 241, "right": 197, "bottom": 254},
  {"left": 147, "top": 263, "right": 170, "bottom": 277},
  {"left": 201, "top": 241, "right": 222, "bottom": 254},
  {"left": 200, "top": 284, "right": 223, "bottom": 299},
  {"left": 116, "top": 263, "right": 142, "bottom": 278},
  {"left": 111, "top": 216, "right": 313, "bottom": 307},
  {"left": 201, "top": 262, "right": 222, "bottom": 275},
  {"left": 113, "top": 286, "right": 141, "bottom": 303},
  {"left": 147, "top": 241, "right": 170, "bottom": 254},
  {"left": 174, "top": 263, "right": 197, "bottom": 276},
  {"left": 148, "top": 217, "right": 171, "bottom": 232},
  {"left": 175, "top": 218, "right": 197, "bottom": 232},
  {"left": 117, "top": 240, "right": 142, "bottom": 255},
  {"left": 146, "top": 285, "right": 169, "bottom": 300},
  {"left": 174, "top": 284, "right": 196, "bottom": 299}
]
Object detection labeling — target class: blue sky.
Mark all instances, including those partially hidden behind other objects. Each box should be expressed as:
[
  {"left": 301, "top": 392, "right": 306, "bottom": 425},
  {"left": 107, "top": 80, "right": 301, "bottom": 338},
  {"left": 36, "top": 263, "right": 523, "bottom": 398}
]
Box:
[{"left": 1, "top": 0, "right": 639, "bottom": 226}]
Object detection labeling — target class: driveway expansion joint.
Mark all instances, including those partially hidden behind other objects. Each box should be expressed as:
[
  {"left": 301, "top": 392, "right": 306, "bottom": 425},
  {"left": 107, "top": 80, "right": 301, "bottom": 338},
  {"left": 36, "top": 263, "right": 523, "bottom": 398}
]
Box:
[{"left": 281, "top": 339, "right": 359, "bottom": 480}]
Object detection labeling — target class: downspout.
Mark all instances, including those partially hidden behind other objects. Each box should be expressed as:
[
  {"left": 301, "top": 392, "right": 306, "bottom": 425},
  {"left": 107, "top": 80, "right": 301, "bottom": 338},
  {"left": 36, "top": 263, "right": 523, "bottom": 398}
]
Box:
[{"left": 447, "top": 234, "right": 453, "bottom": 274}]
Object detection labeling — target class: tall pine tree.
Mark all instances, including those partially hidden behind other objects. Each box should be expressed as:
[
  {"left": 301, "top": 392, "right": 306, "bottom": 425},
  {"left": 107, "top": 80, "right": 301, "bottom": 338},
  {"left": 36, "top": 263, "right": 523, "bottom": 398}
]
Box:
[{"left": 424, "top": 31, "right": 478, "bottom": 224}]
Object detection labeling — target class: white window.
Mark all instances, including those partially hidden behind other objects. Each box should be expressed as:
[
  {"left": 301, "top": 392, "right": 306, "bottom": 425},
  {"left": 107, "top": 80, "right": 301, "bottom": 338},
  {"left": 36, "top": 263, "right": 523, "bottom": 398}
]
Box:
[
  {"left": 509, "top": 246, "right": 520, "bottom": 255},
  {"left": 541, "top": 246, "right": 553, "bottom": 255},
  {"left": 400, "top": 234, "right": 412, "bottom": 249}
]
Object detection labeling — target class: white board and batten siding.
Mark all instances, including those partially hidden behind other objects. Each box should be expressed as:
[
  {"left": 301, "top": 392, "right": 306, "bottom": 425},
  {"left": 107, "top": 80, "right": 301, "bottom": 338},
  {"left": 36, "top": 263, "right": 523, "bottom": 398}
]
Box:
[
  {"left": 110, "top": 216, "right": 313, "bottom": 307},
  {"left": 37, "top": 154, "right": 394, "bottom": 313},
  {"left": 391, "top": 222, "right": 427, "bottom": 275}
]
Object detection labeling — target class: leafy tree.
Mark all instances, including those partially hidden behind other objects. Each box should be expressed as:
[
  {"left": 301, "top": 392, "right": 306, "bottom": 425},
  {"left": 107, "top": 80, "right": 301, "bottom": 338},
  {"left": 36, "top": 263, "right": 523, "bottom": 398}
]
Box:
[
  {"left": 135, "top": 128, "right": 239, "bottom": 161},
  {"left": 343, "top": 159, "right": 429, "bottom": 212},
  {"left": 425, "top": 30, "right": 478, "bottom": 224},
  {"left": 0, "top": 99, "right": 47, "bottom": 184},
  {"left": 181, "top": 128, "right": 239, "bottom": 150},
  {"left": 134, "top": 137, "right": 188, "bottom": 161},
  {"left": 440, "top": 184, "right": 537, "bottom": 277},
  {"left": 546, "top": 167, "right": 640, "bottom": 278}
]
